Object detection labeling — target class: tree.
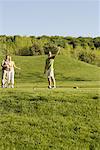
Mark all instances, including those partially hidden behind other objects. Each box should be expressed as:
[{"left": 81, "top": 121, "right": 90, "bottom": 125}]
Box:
[
  {"left": 30, "top": 42, "right": 44, "bottom": 56},
  {"left": 93, "top": 37, "right": 100, "bottom": 49},
  {"left": 43, "top": 43, "right": 59, "bottom": 54}
]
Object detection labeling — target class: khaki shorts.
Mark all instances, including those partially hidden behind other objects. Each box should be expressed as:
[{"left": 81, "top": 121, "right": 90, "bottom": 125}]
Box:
[{"left": 47, "top": 69, "right": 54, "bottom": 78}]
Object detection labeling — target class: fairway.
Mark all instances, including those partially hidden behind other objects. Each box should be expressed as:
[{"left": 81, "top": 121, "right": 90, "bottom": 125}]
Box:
[{"left": 0, "top": 56, "right": 100, "bottom": 150}]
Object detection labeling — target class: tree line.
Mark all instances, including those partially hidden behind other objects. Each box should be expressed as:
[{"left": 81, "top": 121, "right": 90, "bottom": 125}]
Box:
[{"left": 0, "top": 35, "right": 100, "bottom": 66}]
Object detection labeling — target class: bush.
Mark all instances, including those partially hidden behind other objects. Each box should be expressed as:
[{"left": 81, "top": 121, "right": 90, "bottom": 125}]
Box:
[
  {"left": 16, "top": 48, "right": 31, "bottom": 56},
  {"left": 78, "top": 50, "right": 96, "bottom": 64},
  {"left": 43, "top": 43, "right": 59, "bottom": 54},
  {"left": 30, "top": 42, "right": 44, "bottom": 56},
  {"left": 70, "top": 46, "right": 96, "bottom": 64}
]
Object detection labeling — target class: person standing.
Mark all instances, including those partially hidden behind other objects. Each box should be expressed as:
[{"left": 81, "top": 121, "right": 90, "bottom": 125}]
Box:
[
  {"left": 8, "top": 56, "right": 20, "bottom": 88},
  {"left": 44, "top": 48, "right": 60, "bottom": 89},
  {"left": 1, "top": 55, "right": 10, "bottom": 88}
]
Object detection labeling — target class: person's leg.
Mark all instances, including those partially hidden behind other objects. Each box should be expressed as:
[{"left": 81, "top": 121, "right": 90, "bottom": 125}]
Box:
[
  {"left": 48, "top": 77, "right": 52, "bottom": 88},
  {"left": 8, "top": 71, "right": 11, "bottom": 88},
  {"left": 2, "top": 70, "right": 6, "bottom": 88},
  {"left": 47, "top": 69, "right": 52, "bottom": 88},
  {"left": 11, "top": 71, "right": 14, "bottom": 88},
  {"left": 6, "top": 71, "right": 10, "bottom": 88},
  {"left": 51, "top": 69, "right": 56, "bottom": 88},
  {"left": 51, "top": 76, "right": 56, "bottom": 88},
  {"left": 1, "top": 70, "right": 4, "bottom": 88}
]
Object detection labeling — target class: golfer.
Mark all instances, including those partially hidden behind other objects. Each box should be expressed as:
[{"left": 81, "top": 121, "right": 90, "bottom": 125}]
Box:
[{"left": 44, "top": 47, "right": 60, "bottom": 89}]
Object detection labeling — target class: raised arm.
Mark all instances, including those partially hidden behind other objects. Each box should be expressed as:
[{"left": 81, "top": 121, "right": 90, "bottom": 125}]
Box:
[
  {"left": 44, "top": 59, "right": 48, "bottom": 74},
  {"left": 56, "top": 47, "right": 60, "bottom": 55}
]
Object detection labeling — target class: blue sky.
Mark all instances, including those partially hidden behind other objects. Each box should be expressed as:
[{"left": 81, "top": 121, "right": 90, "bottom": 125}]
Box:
[{"left": 0, "top": 0, "right": 99, "bottom": 37}]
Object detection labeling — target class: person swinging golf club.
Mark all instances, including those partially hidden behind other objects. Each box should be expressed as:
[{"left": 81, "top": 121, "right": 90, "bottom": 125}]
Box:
[{"left": 44, "top": 47, "right": 60, "bottom": 89}]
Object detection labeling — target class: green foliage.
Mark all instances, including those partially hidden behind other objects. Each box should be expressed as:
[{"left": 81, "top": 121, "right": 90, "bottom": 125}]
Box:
[
  {"left": 93, "top": 37, "right": 100, "bottom": 49},
  {"left": 49, "top": 36, "right": 66, "bottom": 48},
  {"left": 43, "top": 43, "right": 59, "bottom": 54},
  {"left": 77, "top": 37, "right": 95, "bottom": 50},
  {"left": 17, "top": 47, "right": 31, "bottom": 56},
  {"left": 30, "top": 42, "right": 44, "bottom": 56},
  {"left": 78, "top": 50, "right": 96, "bottom": 64},
  {"left": 0, "top": 35, "right": 100, "bottom": 66},
  {"left": 71, "top": 47, "right": 97, "bottom": 64},
  {"left": 68, "top": 38, "right": 79, "bottom": 49}
]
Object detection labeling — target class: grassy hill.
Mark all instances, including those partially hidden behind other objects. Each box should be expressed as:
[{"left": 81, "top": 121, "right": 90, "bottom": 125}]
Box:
[
  {"left": 0, "top": 55, "right": 99, "bottom": 85},
  {"left": 0, "top": 55, "right": 100, "bottom": 150}
]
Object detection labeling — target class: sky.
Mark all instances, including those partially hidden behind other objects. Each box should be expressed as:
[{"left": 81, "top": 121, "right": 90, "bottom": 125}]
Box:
[{"left": 0, "top": 0, "right": 100, "bottom": 37}]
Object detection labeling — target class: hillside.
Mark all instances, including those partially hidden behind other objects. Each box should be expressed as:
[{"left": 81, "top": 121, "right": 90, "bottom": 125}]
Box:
[
  {"left": 0, "top": 55, "right": 100, "bottom": 87},
  {"left": 0, "top": 55, "right": 100, "bottom": 150}
]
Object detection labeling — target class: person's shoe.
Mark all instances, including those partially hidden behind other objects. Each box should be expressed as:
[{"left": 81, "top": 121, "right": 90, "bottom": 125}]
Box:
[
  {"left": 1, "top": 84, "right": 5, "bottom": 88},
  {"left": 48, "top": 85, "right": 52, "bottom": 89},
  {"left": 52, "top": 86, "right": 56, "bottom": 89},
  {"left": 11, "top": 85, "right": 14, "bottom": 88}
]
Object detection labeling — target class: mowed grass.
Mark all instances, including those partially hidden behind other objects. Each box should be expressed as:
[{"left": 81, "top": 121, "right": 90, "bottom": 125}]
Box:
[
  {"left": 0, "top": 55, "right": 100, "bottom": 150},
  {"left": 14, "top": 55, "right": 100, "bottom": 82},
  {"left": 0, "top": 55, "right": 99, "bottom": 88}
]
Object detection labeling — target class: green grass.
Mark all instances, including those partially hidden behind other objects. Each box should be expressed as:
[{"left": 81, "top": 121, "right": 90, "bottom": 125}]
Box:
[
  {"left": 0, "top": 88, "right": 100, "bottom": 150},
  {"left": 0, "top": 55, "right": 100, "bottom": 89},
  {"left": 0, "top": 55, "right": 100, "bottom": 150},
  {"left": 1, "top": 55, "right": 99, "bottom": 83}
]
